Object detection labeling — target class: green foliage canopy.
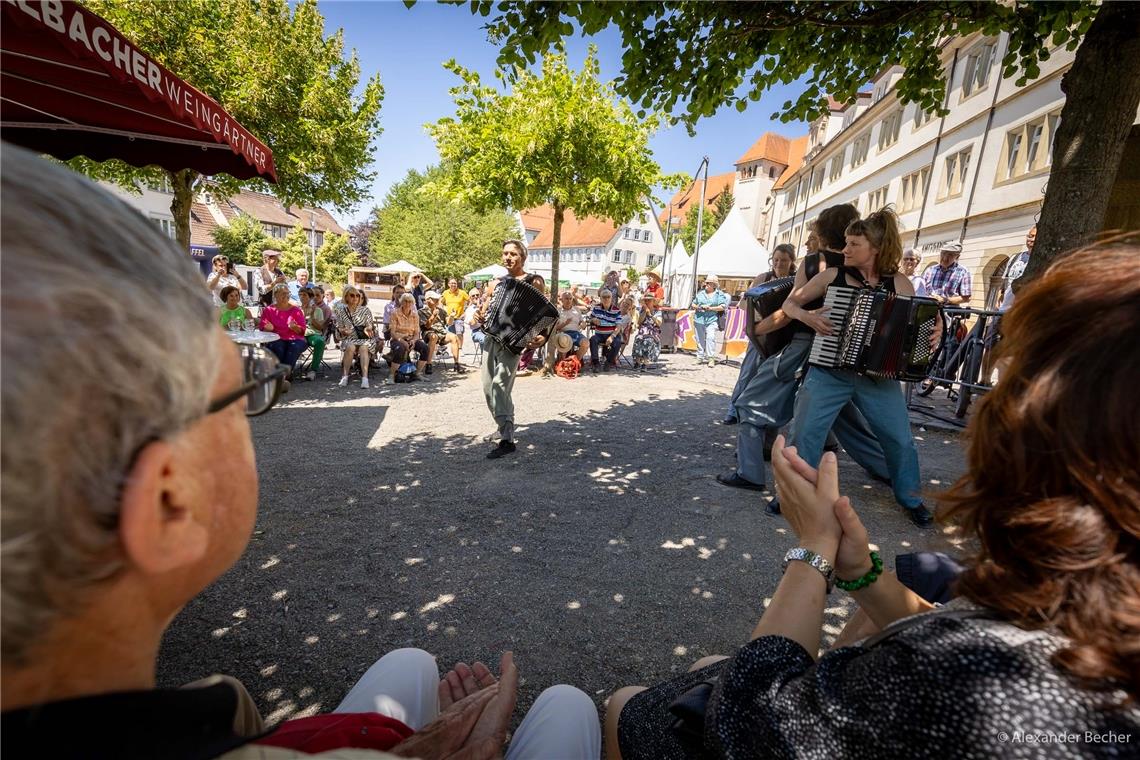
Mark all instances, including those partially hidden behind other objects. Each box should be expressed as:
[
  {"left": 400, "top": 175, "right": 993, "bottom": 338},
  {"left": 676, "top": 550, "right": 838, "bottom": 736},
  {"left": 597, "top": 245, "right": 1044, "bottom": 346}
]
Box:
[
  {"left": 316, "top": 233, "right": 359, "bottom": 292},
  {"left": 277, "top": 226, "right": 312, "bottom": 277},
  {"left": 473, "top": 1, "right": 1096, "bottom": 129},
  {"left": 369, "top": 167, "right": 518, "bottom": 282},
  {"left": 74, "top": 0, "right": 383, "bottom": 248},
  {"left": 427, "top": 46, "right": 687, "bottom": 298},
  {"left": 212, "top": 213, "right": 271, "bottom": 267}
]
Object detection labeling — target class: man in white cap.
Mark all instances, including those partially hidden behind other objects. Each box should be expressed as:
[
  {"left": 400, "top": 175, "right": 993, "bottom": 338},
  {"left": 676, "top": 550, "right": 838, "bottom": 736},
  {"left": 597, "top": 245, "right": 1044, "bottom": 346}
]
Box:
[
  {"left": 253, "top": 249, "right": 286, "bottom": 306},
  {"left": 690, "top": 274, "right": 728, "bottom": 367},
  {"left": 922, "top": 242, "right": 971, "bottom": 306},
  {"left": 419, "top": 290, "right": 464, "bottom": 374}
]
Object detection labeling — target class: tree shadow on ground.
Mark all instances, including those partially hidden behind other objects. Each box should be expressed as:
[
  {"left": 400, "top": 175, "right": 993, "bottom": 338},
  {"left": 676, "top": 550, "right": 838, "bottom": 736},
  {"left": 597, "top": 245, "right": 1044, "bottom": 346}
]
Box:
[{"left": 158, "top": 387, "right": 966, "bottom": 728}]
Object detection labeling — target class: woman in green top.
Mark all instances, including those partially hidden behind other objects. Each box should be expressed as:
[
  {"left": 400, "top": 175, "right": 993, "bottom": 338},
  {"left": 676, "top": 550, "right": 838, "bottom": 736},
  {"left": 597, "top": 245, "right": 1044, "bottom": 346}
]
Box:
[{"left": 218, "top": 285, "right": 252, "bottom": 328}]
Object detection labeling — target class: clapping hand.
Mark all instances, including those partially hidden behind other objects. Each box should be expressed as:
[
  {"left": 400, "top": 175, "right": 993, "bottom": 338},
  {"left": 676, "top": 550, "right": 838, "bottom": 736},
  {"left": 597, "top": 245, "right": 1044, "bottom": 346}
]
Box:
[
  {"left": 390, "top": 653, "right": 518, "bottom": 760},
  {"left": 771, "top": 438, "right": 872, "bottom": 579}
]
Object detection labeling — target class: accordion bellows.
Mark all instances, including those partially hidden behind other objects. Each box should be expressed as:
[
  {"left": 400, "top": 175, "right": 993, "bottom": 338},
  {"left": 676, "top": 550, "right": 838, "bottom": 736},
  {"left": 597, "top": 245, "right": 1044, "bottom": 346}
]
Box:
[{"left": 483, "top": 277, "right": 559, "bottom": 354}]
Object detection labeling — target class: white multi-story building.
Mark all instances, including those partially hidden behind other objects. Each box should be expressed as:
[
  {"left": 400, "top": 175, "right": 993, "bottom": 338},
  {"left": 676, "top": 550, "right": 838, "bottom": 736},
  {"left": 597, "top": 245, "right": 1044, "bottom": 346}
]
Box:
[
  {"left": 760, "top": 31, "right": 1139, "bottom": 307},
  {"left": 524, "top": 202, "right": 667, "bottom": 286}
]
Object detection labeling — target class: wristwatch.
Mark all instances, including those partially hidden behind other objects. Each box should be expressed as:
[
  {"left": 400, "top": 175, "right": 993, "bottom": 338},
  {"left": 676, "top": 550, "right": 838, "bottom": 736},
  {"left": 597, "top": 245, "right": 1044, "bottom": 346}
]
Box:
[{"left": 783, "top": 547, "right": 835, "bottom": 593}]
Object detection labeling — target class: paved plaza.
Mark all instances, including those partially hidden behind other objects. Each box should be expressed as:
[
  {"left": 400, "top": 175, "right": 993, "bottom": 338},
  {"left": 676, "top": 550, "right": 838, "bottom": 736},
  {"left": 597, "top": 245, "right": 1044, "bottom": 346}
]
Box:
[{"left": 157, "top": 349, "right": 969, "bottom": 726}]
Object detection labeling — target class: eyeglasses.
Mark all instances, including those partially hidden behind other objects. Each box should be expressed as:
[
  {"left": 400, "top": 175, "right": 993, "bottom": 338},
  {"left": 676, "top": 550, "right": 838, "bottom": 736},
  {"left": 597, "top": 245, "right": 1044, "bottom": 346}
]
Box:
[
  {"left": 206, "top": 345, "right": 289, "bottom": 417},
  {"left": 903, "top": 258, "right": 919, "bottom": 263}
]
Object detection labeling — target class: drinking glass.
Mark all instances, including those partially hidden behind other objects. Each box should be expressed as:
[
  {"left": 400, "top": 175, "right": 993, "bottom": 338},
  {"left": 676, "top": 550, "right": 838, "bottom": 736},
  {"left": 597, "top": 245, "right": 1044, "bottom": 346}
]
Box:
[
  {"left": 243, "top": 318, "right": 256, "bottom": 332},
  {"left": 227, "top": 319, "right": 241, "bottom": 332}
]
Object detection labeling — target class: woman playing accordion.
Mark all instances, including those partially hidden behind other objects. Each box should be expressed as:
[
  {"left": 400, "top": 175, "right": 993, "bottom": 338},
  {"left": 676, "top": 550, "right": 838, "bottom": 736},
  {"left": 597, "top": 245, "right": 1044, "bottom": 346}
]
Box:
[{"left": 781, "top": 208, "right": 940, "bottom": 528}]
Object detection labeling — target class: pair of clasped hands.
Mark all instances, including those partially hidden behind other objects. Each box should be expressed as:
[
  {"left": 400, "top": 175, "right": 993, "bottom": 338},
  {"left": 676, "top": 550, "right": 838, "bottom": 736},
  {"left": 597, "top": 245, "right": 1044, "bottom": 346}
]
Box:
[
  {"left": 389, "top": 653, "right": 519, "bottom": 760},
  {"left": 770, "top": 435, "right": 875, "bottom": 582},
  {"left": 262, "top": 316, "right": 305, "bottom": 336}
]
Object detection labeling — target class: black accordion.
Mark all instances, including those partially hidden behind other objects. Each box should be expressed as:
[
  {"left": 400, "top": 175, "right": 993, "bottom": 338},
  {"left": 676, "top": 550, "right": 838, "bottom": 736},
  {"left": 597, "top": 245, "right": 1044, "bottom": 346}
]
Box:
[
  {"left": 743, "top": 276, "right": 795, "bottom": 357},
  {"left": 808, "top": 286, "right": 939, "bottom": 381},
  {"left": 484, "top": 277, "right": 559, "bottom": 354}
]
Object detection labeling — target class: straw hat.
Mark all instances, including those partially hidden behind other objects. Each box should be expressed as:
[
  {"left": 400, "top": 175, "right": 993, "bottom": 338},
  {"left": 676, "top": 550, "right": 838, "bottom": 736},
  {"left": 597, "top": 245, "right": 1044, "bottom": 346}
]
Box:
[{"left": 553, "top": 333, "right": 573, "bottom": 353}]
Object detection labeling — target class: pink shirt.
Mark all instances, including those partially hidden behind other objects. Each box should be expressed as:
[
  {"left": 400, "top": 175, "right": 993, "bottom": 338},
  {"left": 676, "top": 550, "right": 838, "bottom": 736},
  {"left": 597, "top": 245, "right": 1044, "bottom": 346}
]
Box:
[{"left": 261, "top": 304, "right": 306, "bottom": 341}]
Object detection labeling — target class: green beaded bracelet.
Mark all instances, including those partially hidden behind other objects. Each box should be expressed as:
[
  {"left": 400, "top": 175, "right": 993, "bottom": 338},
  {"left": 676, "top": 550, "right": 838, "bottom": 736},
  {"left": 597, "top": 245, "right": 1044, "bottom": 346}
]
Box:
[{"left": 835, "top": 550, "right": 884, "bottom": 592}]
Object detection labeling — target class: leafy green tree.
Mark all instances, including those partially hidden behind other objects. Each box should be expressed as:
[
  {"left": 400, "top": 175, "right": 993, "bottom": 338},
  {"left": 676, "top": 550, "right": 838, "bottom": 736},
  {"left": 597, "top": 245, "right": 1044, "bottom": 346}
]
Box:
[
  {"left": 278, "top": 226, "right": 312, "bottom": 278},
  {"left": 316, "top": 233, "right": 359, "bottom": 292},
  {"left": 74, "top": 0, "right": 383, "bottom": 251},
  {"left": 211, "top": 213, "right": 270, "bottom": 267},
  {"left": 427, "top": 47, "right": 687, "bottom": 300},
  {"left": 369, "top": 167, "right": 521, "bottom": 282},
  {"left": 471, "top": 1, "right": 1140, "bottom": 277},
  {"left": 713, "top": 187, "right": 735, "bottom": 229}
]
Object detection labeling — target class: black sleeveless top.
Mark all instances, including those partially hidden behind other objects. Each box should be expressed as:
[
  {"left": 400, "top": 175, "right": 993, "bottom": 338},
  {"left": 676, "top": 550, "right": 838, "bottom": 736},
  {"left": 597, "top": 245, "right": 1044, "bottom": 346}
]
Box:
[
  {"left": 793, "top": 250, "right": 847, "bottom": 335},
  {"left": 828, "top": 265, "right": 897, "bottom": 293}
]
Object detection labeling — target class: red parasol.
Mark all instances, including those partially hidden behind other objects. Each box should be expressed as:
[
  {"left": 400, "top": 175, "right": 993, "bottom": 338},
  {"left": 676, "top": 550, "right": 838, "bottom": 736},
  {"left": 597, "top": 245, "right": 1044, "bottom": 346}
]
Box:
[{"left": 1, "top": 0, "right": 276, "bottom": 181}]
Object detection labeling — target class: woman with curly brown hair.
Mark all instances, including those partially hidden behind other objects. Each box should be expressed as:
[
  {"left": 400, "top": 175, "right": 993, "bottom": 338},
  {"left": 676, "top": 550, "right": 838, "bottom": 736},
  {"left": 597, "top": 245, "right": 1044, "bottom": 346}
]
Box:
[{"left": 607, "top": 240, "right": 1139, "bottom": 759}]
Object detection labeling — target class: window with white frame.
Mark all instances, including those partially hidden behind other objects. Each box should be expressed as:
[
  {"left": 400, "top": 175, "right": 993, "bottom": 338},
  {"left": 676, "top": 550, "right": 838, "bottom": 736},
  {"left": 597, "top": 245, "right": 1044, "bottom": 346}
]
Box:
[
  {"left": 828, "top": 152, "right": 844, "bottom": 182},
  {"left": 145, "top": 177, "right": 173, "bottom": 194},
  {"left": 150, "top": 216, "right": 176, "bottom": 238},
  {"left": 798, "top": 178, "right": 810, "bottom": 202},
  {"left": 913, "top": 105, "right": 936, "bottom": 130},
  {"left": 1000, "top": 109, "right": 1062, "bottom": 182},
  {"left": 877, "top": 110, "right": 903, "bottom": 152},
  {"left": 623, "top": 250, "right": 634, "bottom": 264},
  {"left": 612, "top": 249, "right": 622, "bottom": 262},
  {"left": 644, "top": 230, "right": 652, "bottom": 243},
  {"left": 850, "top": 133, "right": 871, "bottom": 168},
  {"left": 867, "top": 184, "right": 890, "bottom": 211},
  {"left": 940, "top": 147, "right": 972, "bottom": 199},
  {"left": 811, "top": 168, "right": 825, "bottom": 194},
  {"left": 898, "top": 168, "right": 929, "bottom": 213},
  {"left": 962, "top": 41, "right": 996, "bottom": 98}
]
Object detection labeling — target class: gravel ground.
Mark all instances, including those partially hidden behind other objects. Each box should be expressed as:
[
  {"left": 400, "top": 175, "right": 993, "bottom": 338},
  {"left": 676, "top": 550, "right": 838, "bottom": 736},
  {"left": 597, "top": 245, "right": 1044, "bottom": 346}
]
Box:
[{"left": 157, "top": 347, "right": 969, "bottom": 730}]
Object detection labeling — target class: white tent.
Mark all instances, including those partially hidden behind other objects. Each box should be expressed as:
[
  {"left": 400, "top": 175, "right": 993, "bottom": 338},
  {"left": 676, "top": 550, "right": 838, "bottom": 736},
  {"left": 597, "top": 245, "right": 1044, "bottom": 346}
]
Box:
[
  {"left": 377, "top": 259, "right": 422, "bottom": 274},
  {"left": 465, "top": 263, "right": 508, "bottom": 281},
  {"left": 689, "top": 207, "right": 770, "bottom": 278},
  {"left": 663, "top": 239, "right": 694, "bottom": 308}
]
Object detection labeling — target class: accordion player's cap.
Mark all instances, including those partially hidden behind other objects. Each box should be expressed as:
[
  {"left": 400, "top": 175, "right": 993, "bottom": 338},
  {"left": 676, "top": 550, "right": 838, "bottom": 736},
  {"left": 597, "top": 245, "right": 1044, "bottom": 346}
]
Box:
[
  {"left": 424, "top": 290, "right": 442, "bottom": 301},
  {"left": 940, "top": 242, "right": 963, "bottom": 255}
]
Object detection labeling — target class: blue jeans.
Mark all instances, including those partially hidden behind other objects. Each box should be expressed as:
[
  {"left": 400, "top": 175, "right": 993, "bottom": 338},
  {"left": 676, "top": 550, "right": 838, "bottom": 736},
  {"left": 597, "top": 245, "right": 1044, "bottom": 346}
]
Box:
[
  {"left": 727, "top": 343, "right": 762, "bottom": 418},
  {"left": 267, "top": 338, "right": 307, "bottom": 372},
  {"left": 693, "top": 321, "right": 719, "bottom": 360},
  {"left": 471, "top": 330, "right": 486, "bottom": 346},
  {"left": 789, "top": 366, "right": 923, "bottom": 509},
  {"left": 589, "top": 332, "right": 622, "bottom": 365}
]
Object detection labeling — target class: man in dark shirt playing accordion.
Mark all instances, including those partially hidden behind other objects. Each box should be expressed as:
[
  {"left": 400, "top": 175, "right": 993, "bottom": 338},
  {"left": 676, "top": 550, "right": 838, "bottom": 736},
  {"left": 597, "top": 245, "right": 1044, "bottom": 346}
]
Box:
[
  {"left": 782, "top": 208, "right": 936, "bottom": 528},
  {"left": 474, "top": 239, "right": 548, "bottom": 459}
]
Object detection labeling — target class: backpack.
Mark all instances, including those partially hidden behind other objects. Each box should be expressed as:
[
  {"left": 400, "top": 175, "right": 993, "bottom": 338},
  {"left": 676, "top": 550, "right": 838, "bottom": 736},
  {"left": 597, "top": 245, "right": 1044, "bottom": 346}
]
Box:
[{"left": 395, "top": 361, "right": 418, "bottom": 383}]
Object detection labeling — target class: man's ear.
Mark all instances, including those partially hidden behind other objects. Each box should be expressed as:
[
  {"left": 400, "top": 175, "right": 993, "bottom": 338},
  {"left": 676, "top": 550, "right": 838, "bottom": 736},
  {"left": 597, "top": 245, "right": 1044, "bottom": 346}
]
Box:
[{"left": 119, "top": 440, "right": 209, "bottom": 576}]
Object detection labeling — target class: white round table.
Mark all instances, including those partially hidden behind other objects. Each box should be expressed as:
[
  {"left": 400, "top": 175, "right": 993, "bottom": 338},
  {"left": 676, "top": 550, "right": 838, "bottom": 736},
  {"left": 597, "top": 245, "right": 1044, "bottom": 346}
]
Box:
[{"left": 226, "top": 329, "right": 280, "bottom": 346}]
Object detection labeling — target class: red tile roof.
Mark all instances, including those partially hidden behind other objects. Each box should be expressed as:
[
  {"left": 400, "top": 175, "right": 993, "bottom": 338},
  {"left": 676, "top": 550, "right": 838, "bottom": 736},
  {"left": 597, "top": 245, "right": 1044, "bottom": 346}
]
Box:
[
  {"left": 658, "top": 172, "right": 736, "bottom": 228},
  {"left": 220, "top": 189, "right": 346, "bottom": 235},
  {"left": 530, "top": 208, "right": 619, "bottom": 248},
  {"left": 520, "top": 204, "right": 555, "bottom": 235},
  {"left": 189, "top": 202, "right": 220, "bottom": 247},
  {"left": 772, "top": 136, "right": 810, "bottom": 190},
  {"left": 735, "top": 133, "right": 796, "bottom": 166}
]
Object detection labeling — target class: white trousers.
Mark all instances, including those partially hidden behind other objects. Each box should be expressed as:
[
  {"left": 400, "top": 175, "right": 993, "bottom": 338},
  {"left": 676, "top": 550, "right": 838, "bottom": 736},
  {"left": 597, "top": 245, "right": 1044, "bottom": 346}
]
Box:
[{"left": 335, "top": 648, "right": 601, "bottom": 760}]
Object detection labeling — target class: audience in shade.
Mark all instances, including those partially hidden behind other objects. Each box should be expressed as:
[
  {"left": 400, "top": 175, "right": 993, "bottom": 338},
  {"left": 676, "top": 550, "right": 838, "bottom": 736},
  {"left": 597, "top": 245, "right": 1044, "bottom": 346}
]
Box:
[
  {"left": 388, "top": 292, "right": 430, "bottom": 383},
  {"left": 334, "top": 286, "right": 375, "bottom": 389},
  {"left": 420, "top": 290, "right": 465, "bottom": 374},
  {"left": 218, "top": 286, "right": 252, "bottom": 329},
  {"left": 298, "top": 288, "right": 326, "bottom": 381},
  {"left": 383, "top": 284, "right": 406, "bottom": 338},
  {"left": 260, "top": 283, "right": 308, "bottom": 379}
]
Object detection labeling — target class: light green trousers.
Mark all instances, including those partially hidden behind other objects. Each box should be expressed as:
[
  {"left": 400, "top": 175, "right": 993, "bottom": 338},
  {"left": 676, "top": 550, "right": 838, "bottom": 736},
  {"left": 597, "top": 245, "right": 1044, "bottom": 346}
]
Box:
[{"left": 481, "top": 338, "right": 521, "bottom": 442}]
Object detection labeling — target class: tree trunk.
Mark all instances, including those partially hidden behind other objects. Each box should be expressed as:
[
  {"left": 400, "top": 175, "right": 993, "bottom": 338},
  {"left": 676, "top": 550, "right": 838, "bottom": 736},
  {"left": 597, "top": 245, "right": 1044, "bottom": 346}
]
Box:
[
  {"left": 1026, "top": 2, "right": 1140, "bottom": 284},
  {"left": 169, "top": 169, "right": 199, "bottom": 252},
  {"left": 550, "top": 203, "right": 564, "bottom": 301}
]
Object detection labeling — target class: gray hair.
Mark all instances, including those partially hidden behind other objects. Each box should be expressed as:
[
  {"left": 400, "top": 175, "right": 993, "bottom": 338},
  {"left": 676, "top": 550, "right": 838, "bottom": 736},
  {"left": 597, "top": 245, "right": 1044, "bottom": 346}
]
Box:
[
  {"left": 1, "top": 146, "right": 219, "bottom": 664},
  {"left": 295, "top": 268, "right": 308, "bottom": 277},
  {"left": 399, "top": 292, "right": 416, "bottom": 304}
]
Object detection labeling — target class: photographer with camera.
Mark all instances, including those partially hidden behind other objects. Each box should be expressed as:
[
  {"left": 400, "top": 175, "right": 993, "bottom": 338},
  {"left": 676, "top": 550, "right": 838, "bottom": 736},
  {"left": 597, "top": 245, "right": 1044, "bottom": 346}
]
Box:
[{"left": 207, "top": 254, "right": 245, "bottom": 306}]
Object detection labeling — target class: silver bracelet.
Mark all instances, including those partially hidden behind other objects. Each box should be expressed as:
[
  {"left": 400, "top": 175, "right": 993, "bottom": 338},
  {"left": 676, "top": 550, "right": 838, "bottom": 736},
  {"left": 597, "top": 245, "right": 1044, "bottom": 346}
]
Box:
[{"left": 783, "top": 547, "right": 835, "bottom": 593}]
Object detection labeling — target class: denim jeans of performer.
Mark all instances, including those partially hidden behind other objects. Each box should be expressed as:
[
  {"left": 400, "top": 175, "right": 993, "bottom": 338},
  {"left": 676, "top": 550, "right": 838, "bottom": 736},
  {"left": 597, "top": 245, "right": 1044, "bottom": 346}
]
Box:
[
  {"left": 482, "top": 338, "right": 520, "bottom": 442},
  {"left": 727, "top": 343, "right": 762, "bottom": 418},
  {"left": 789, "top": 366, "right": 922, "bottom": 509},
  {"left": 589, "top": 332, "right": 622, "bottom": 365},
  {"left": 693, "top": 321, "right": 719, "bottom": 360}
]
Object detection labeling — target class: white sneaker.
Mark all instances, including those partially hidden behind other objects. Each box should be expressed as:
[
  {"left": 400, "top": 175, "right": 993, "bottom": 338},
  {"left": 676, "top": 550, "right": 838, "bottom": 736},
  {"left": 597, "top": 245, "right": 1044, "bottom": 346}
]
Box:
[
  {"left": 338, "top": 375, "right": 349, "bottom": 387},
  {"left": 708, "top": 358, "right": 716, "bottom": 367},
  {"left": 361, "top": 377, "right": 370, "bottom": 389},
  {"left": 306, "top": 370, "right": 316, "bottom": 381}
]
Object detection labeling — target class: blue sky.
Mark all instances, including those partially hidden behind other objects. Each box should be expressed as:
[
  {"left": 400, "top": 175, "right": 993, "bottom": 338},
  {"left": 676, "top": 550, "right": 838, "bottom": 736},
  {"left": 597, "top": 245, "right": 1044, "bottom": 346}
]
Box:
[{"left": 319, "top": 1, "right": 807, "bottom": 225}]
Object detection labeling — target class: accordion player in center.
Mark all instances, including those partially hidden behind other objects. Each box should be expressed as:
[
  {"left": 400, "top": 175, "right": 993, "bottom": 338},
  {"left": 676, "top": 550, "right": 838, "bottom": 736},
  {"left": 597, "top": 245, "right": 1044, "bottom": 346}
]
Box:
[{"left": 779, "top": 208, "right": 943, "bottom": 528}]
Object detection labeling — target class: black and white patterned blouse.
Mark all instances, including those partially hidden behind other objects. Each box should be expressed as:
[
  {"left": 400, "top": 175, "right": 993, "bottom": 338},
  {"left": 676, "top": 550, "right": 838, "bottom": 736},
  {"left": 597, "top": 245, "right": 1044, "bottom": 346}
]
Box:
[
  {"left": 618, "top": 599, "right": 1139, "bottom": 759},
  {"left": 334, "top": 304, "right": 374, "bottom": 349}
]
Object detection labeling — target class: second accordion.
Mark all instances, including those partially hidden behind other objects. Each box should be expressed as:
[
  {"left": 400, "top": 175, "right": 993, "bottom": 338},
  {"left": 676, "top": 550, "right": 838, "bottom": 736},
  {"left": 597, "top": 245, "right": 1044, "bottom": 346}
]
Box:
[
  {"left": 483, "top": 277, "right": 559, "bottom": 354},
  {"left": 742, "top": 276, "right": 795, "bottom": 357},
  {"left": 809, "top": 286, "right": 939, "bottom": 381}
]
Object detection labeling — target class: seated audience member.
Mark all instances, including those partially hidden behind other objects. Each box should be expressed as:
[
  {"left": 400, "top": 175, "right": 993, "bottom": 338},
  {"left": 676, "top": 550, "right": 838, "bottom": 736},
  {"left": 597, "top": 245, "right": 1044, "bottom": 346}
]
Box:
[
  {"left": 618, "top": 278, "right": 639, "bottom": 306},
  {"left": 466, "top": 290, "right": 487, "bottom": 347},
  {"left": 311, "top": 284, "right": 336, "bottom": 346},
  {"left": 334, "top": 286, "right": 375, "bottom": 389},
  {"left": 261, "top": 283, "right": 308, "bottom": 378},
  {"left": 289, "top": 268, "right": 311, "bottom": 303},
  {"left": 442, "top": 278, "right": 471, "bottom": 351},
  {"left": 419, "top": 290, "right": 464, "bottom": 374},
  {"left": 616, "top": 295, "right": 636, "bottom": 354},
  {"left": 207, "top": 254, "right": 245, "bottom": 306},
  {"left": 218, "top": 285, "right": 252, "bottom": 329},
  {"left": 606, "top": 240, "right": 1140, "bottom": 759},
  {"left": 0, "top": 145, "right": 602, "bottom": 760},
  {"left": 323, "top": 286, "right": 340, "bottom": 312},
  {"left": 588, "top": 289, "right": 622, "bottom": 371},
  {"left": 388, "top": 292, "right": 430, "bottom": 383},
  {"left": 544, "top": 291, "right": 589, "bottom": 374},
  {"left": 643, "top": 277, "right": 665, "bottom": 304},
  {"left": 631, "top": 295, "right": 662, "bottom": 370},
  {"left": 569, "top": 284, "right": 589, "bottom": 308},
  {"left": 383, "top": 284, "right": 406, "bottom": 339},
  {"left": 298, "top": 288, "right": 326, "bottom": 381}
]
